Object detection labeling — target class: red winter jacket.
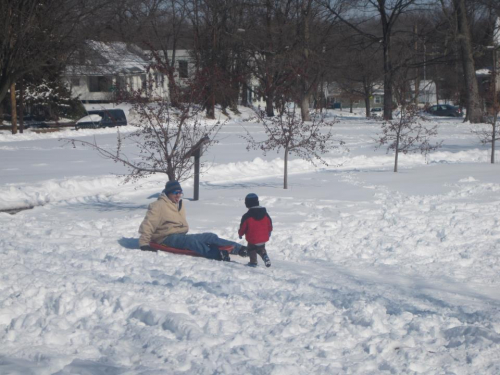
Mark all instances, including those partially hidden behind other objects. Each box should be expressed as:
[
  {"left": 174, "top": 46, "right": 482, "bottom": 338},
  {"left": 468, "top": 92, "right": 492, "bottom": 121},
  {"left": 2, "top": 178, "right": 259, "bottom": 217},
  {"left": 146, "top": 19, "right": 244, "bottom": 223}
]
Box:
[{"left": 238, "top": 207, "right": 273, "bottom": 245}]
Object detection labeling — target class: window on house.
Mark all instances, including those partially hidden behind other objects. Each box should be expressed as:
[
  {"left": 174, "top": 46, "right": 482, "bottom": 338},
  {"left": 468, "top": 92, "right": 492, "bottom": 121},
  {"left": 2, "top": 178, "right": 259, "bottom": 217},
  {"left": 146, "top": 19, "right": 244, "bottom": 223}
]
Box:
[
  {"left": 374, "top": 96, "right": 382, "bottom": 104},
  {"left": 178, "top": 60, "right": 188, "bottom": 78},
  {"left": 115, "top": 76, "right": 127, "bottom": 90},
  {"left": 141, "top": 74, "right": 147, "bottom": 90},
  {"left": 154, "top": 73, "right": 164, "bottom": 88},
  {"left": 71, "top": 77, "right": 80, "bottom": 86},
  {"left": 89, "top": 76, "right": 111, "bottom": 92}
]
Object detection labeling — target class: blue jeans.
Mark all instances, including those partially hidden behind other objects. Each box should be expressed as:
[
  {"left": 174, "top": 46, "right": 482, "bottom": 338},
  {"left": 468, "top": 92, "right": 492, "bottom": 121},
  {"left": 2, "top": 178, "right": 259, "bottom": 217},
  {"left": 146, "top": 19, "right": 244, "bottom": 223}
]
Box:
[{"left": 162, "top": 232, "right": 243, "bottom": 260}]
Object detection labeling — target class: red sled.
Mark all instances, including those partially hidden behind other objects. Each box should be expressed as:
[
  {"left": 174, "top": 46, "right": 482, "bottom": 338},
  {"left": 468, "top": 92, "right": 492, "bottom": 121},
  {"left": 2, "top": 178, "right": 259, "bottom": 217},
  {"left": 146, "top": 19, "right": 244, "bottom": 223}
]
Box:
[{"left": 149, "top": 242, "right": 234, "bottom": 258}]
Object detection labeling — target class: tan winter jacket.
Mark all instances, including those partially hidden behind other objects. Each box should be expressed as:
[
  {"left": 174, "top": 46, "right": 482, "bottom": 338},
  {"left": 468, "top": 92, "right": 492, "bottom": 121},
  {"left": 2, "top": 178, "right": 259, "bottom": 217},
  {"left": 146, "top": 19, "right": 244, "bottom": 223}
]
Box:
[{"left": 138, "top": 193, "right": 189, "bottom": 247}]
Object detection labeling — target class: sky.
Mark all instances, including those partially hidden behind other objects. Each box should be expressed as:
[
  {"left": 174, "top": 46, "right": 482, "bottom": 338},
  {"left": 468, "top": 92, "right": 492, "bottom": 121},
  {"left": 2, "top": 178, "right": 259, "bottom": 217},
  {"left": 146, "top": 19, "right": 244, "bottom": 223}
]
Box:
[{"left": 0, "top": 106, "right": 499, "bottom": 374}]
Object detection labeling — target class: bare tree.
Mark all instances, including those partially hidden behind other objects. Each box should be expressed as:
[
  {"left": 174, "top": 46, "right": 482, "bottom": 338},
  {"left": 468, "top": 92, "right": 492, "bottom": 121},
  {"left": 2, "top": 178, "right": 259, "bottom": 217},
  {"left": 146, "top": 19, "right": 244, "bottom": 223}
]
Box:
[
  {"left": 189, "top": 0, "right": 242, "bottom": 119},
  {"left": 291, "top": 0, "right": 336, "bottom": 121},
  {"left": 138, "top": 0, "right": 192, "bottom": 107},
  {"left": 321, "top": 0, "right": 433, "bottom": 120},
  {"left": 0, "top": 0, "right": 116, "bottom": 133},
  {"left": 449, "top": 0, "right": 484, "bottom": 122},
  {"left": 473, "top": 69, "right": 499, "bottom": 163},
  {"left": 64, "top": 77, "right": 222, "bottom": 182},
  {"left": 333, "top": 32, "right": 384, "bottom": 117},
  {"left": 243, "top": 105, "right": 342, "bottom": 189},
  {"left": 473, "top": 107, "right": 499, "bottom": 163},
  {"left": 241, "top": 0, "right": 297, "bottom": 118},
  {"left": 375, "top": 104, "right": 442, "bottom": 172}
]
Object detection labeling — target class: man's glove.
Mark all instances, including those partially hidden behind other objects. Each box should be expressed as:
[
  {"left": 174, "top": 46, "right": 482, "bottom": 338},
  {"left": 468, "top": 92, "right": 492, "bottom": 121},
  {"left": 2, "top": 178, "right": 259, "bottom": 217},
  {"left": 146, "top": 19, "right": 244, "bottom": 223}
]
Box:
[{"left": 140, "top": 245, "right": 157, "bottom": 252}]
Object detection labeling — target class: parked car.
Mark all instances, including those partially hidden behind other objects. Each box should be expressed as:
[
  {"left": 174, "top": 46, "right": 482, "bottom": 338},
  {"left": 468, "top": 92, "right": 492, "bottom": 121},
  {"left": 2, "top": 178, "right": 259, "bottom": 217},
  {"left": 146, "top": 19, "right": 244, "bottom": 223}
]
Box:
[
  {"left": 2, "top": 114, "right": 48, "bottom": 129},
  {"left": 75, "top": 109, "right": 127, "bottom": 130},
  {"left": 425, "top": 104, "right": 463, "bottom": 117},
  {"left": 370, "top": 107, "right": 383, "bottom": 116},
  {"left": 24, "top": 120, "right": 49, "bottom": 129}
]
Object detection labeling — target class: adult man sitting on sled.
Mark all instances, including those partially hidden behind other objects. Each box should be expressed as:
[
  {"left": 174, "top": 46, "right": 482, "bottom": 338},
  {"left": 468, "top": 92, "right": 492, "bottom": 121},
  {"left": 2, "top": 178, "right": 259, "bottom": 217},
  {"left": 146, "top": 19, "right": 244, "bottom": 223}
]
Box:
[{"left": 139, "top": 180, "right": 248, "bottom": 261}]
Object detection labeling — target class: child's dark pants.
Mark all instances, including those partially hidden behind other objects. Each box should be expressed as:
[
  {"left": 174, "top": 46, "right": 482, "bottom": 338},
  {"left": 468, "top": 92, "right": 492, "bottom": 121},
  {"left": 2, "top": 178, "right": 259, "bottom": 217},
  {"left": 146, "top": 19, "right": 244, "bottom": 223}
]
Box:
[{"left": 248, "top": 243, "right": 267, "bottom": 264}]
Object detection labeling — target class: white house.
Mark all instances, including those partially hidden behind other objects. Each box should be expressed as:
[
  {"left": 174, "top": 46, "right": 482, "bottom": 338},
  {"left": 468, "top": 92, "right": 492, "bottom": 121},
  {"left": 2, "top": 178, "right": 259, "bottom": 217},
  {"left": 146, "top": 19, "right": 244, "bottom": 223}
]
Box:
[
  {"left": 65, "top": 41, "right": 169, "bottom": 102},
  {"left": 65, "top": 42, "right": 265, "bottom": 107},
  {"left": 411, "top": 80, "right": 437, "bottom": 105}
]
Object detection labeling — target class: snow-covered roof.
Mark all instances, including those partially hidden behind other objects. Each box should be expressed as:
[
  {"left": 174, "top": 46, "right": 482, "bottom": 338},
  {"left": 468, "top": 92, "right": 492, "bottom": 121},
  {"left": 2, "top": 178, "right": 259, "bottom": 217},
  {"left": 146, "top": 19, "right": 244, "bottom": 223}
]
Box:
[
  {"left": 66, "top": 41, "right": 149, "bottom": 76},
  {"left": 476, "top": 68, "right": 492, "bottom": 77}
]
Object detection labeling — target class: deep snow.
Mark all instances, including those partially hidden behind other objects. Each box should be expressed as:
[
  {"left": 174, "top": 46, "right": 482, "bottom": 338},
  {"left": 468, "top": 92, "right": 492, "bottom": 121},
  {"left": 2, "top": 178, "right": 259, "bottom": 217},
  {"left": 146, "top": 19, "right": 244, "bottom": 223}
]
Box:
[{"left": 0, "top": 107, "right": 499, "bottom": 374}]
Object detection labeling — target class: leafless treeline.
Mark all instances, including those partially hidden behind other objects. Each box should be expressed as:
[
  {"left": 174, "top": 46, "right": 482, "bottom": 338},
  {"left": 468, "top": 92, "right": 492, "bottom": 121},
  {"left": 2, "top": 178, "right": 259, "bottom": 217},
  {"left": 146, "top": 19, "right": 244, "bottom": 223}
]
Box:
[{"left": 1, "top": 0, "right": 500, "bottom": 127}]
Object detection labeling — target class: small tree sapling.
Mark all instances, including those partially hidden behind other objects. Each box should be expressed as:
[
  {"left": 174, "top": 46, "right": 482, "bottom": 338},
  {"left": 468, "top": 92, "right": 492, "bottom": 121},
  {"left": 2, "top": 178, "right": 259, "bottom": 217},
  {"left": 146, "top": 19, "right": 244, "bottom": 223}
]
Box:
[
  {"left": 375, "top": 104, "right": 442, "bottom": 172},
  {"left": 472, "top": 102, "right": 500, "bottom": 164},
  {"left": 243, "top": 104, "right": 343, "bottom": 189},
  {"left": 64, "top": 78, "right": 222, "bottom": 183}
]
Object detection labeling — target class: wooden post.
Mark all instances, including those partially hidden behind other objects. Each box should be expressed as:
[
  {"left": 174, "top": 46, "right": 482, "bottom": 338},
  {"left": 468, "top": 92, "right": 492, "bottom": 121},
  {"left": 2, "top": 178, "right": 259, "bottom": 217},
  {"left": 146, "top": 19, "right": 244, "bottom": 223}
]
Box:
[
  {"left": 193, "top": 149, "right": 201, "bottom": 200},
  {"left": 183, "top": 135, "right": 210, "bottom": 201}
]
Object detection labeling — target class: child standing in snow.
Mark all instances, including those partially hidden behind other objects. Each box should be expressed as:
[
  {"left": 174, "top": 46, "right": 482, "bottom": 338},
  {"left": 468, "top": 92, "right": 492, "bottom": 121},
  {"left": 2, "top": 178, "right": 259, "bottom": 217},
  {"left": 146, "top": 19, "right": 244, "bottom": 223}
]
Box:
[{"left": 238, "top": 193, "right": 273, "bottom": 267}]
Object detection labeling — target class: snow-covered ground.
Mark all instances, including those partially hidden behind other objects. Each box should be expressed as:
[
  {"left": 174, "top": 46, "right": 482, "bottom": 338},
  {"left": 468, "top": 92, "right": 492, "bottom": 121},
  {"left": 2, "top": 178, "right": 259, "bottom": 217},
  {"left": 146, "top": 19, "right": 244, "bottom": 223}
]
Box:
[{"left": 1, "top": 107, "right": 499, "bottom": 374}]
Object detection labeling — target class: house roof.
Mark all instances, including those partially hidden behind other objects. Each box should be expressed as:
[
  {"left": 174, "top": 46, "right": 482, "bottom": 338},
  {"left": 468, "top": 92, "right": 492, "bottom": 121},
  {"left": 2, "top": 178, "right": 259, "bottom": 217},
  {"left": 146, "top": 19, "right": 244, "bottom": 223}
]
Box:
[{"left": 66, "top": 41, "right": 149, "bottom": 76}]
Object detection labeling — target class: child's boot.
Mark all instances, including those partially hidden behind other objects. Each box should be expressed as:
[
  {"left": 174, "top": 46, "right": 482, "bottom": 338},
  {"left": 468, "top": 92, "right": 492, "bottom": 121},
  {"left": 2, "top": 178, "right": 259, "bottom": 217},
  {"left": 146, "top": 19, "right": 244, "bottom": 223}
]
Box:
[
  {"left": 261, "top": 253, "right": 271, "bottom": 267},
  {"left": 248, "top": 249, "right": 258, "bottom": 267}
]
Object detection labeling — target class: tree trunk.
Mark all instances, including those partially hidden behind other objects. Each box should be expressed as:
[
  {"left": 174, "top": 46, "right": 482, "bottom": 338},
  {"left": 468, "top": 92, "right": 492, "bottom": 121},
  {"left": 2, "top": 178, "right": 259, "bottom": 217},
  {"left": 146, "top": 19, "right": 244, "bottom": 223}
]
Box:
[
  {"left": 241, "top": 82, "right": 249, "bottom": 107},
  {"left": 0, "top": 77, "right": 11, "bottom": 106},
  {"left": 382, "top": 28, "right": 394, "bottom": 120},
  {"left": 19, "top": 80, "right": 24, "bottom": 133},
  {"left": 10, "top": 82, "right": 17, "bottom": 134},
  {"left": 300, "top": 94, "right": 311, "bottom": 121},
  {"left": 284, "top": 147, "right": 288, "bottom": 189},
  {"left": 167, "top": 76, "right": 179, "bottom": 107},
  {"left": 414, "top": 24, "right": 420, "bottom": 106},
  {"left": 492, "top": 114, "right": 497, "bottom": 164},
  {"left": 455, "top": 0, "right": 482, "bottom": 123},
  {"left": 206, "top": 83, "right": 215, "bottom": 119},
  {"left": 299, "top": 0, "right": 312, "bottom": 122},
  {"left": 435, "top": 80, "right": 440, "bottom": 105},
  {"left": 266, "top": 94, "right": 274, "bottom": 117},
  {"left": 364, "top": 81, "right": 371, "bottom": 117},
  {"left": 394, "top": 129, "right": 400, "bottom": 172}
]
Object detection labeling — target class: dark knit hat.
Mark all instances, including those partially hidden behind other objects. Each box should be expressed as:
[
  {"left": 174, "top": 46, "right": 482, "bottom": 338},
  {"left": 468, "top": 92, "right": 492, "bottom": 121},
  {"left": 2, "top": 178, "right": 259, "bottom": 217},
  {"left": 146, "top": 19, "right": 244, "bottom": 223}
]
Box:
[
  {"left": 245, "top": 193, "right": 259, "bottom": 208},
  {"left": 164, "top": 180, "right": 182, "bottom": 195}
]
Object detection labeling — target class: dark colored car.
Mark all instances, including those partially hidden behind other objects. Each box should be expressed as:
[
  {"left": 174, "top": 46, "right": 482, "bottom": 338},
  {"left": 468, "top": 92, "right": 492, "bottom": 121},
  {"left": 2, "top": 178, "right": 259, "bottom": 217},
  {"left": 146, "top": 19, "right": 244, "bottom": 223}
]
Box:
[
  {"left": 426, "top": 104, "right": 463, "bottom": 117},
  {"left": 2, "top": 114, "right": 48, "bottom": 129},
  {"left": 75, "top": 109, "right": 127, "bottom": 130}
]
